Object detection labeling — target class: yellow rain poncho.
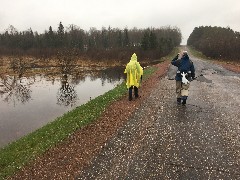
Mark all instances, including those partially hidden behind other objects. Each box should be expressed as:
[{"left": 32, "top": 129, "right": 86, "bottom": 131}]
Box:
[{"left": 124, "top": 53, "right": 143, "bottom": 89}]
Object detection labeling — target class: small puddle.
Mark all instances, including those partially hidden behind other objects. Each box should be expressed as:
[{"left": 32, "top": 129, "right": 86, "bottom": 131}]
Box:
[{"left": 196, "top": 74, "right": 212, "bottom": 83}]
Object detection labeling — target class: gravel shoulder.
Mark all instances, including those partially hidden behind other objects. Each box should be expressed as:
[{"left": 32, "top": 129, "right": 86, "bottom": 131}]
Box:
[{"left": 9, "top": 54, "right": 240, "bottom": 179}]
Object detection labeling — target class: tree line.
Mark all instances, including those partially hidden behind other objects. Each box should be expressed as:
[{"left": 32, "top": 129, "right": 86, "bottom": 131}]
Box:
[
  {"left": 187, "top": 26, "right": 240, "bottom": 61},
  {"left": 0, "top": 22, "right": 181, "bottom": 62}
]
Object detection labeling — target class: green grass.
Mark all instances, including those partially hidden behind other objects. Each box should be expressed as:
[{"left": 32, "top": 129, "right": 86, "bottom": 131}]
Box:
[
  {"left": 187, "top": 46, "right": 212, "bottom": 60},
  {"left": 0, "top": 64, "right": 157, "bottom": 179}
]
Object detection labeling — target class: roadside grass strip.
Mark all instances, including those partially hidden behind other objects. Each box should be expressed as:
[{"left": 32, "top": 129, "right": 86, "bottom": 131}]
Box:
[{"left": 188, "top": 46, "right": 211, "bottom": 60}]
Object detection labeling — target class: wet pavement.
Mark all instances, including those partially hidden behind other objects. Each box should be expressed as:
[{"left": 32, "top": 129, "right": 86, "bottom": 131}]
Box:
[{"left": 77, "top": 56, "right": 240, "bottom": 179}]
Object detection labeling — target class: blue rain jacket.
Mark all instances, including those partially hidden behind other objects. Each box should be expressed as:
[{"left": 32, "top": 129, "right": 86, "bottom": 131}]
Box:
[{"left": 171, "top": 55, "right": 195, "bottom": 81}]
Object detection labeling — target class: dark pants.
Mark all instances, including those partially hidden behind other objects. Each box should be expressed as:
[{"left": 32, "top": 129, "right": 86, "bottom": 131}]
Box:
[{"left": 129, "top": 86, "right": 138, "bottom": 100}]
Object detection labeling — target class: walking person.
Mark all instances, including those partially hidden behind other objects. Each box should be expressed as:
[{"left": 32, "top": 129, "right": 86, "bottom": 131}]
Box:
[
  {"left": 171, "top": 51, "right": 195, "bottom": 105},
  {"left": 124, "top": 53, "right": 143, "bottom": 101}
]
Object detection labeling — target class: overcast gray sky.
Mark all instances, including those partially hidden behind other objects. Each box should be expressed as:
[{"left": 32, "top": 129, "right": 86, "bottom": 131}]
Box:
[{"left": 0, "top": 0, "right": 239, "bottom": 44}]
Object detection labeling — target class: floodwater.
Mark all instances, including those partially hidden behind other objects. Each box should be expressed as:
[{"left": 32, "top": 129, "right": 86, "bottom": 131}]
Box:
[{"left": 0, "top": 66, "right": 125, "bottom": 148}]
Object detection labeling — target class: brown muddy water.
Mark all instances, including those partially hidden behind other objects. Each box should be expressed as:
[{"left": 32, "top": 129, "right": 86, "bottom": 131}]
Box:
[{"left": 0, "top": 66, "right": 125, "bottom": 148}]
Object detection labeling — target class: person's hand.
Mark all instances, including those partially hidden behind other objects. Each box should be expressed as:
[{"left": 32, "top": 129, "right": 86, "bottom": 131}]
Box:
[{"left": 175, "top": 53, "right": 180, "bottom": 59}]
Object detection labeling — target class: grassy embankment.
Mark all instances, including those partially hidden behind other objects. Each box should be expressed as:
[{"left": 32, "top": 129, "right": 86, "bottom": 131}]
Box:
[
  {"left": 188, "top": 45, "right": 240, "bottom": 64},
  {"left": 187, "top": 46, "right": 212, "bottom": 60},
  {"left": 188, "top": 46, "right": 240, "bottom": 73},
  {"left": 0, "top": 58, "right": 161, "bottom": 179}
]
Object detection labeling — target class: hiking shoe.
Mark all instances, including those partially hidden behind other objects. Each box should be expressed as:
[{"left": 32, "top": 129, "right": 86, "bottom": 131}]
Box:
[{"left": 182, "top": 99, "right": 186, "bottom": 105}]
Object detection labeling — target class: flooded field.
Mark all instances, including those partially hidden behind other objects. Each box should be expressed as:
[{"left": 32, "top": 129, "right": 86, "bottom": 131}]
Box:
[{"left": 0, "top": 66, "right": 125, "bottom": 148}]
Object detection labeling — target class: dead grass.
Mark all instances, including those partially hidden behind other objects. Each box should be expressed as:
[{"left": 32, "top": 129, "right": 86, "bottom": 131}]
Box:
[
  {"left": 0, "top": 56, "right": 151, "bottom": 77},
  {"left": 212, "top": 60, "right": 240, "bottom": 73}
]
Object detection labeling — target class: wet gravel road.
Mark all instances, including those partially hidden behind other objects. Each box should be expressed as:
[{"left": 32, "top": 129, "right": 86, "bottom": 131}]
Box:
[{"left": 77, "top": 56, "right": 240, "bottom": 179}]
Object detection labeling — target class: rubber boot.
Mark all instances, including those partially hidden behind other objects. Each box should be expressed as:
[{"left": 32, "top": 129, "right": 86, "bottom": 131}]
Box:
[
  {"left": 182, "top": 99, "right": 186, "bottom": 105},
  {"left": 182, "top": 96, "right": 187, "bottom": 105},
  {"left": 134, "top": 86, "right": 139, "bottom": 99},
  {"left": 129, "top": 86, "right": 133, "bottom": 101}
]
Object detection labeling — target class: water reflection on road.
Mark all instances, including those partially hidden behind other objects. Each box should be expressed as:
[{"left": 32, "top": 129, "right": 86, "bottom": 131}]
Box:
[{"left": 0, "top": 66, "right": 125, "bottom": 148}]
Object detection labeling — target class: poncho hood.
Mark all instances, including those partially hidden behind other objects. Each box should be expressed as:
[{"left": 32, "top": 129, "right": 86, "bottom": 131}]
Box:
[{"left": 130, "top": 53, "right": 137, "bottom": 62}]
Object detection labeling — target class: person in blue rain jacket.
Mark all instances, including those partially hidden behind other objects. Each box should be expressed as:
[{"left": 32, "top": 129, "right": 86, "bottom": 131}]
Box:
[{"left": 171, "top": 51, "right": 195, "bottom": 105}]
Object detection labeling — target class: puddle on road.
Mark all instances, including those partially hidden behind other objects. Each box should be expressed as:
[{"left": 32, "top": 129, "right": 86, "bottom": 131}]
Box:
[{"left": 196, "top": 75, "right": 212, "bottom": 83}]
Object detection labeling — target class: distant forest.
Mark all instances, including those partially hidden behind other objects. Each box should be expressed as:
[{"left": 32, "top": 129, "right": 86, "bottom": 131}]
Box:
[
  {"left": 187, "top": 26, "right": 240, "bottom": 61},
  {"left": 0, "top": 22, "right": 182, "bottom": 62}
]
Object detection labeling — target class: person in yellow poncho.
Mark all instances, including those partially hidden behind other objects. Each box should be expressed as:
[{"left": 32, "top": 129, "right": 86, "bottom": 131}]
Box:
[{"left": 124, "top": 53, "right": 143, "bottom": 101}]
